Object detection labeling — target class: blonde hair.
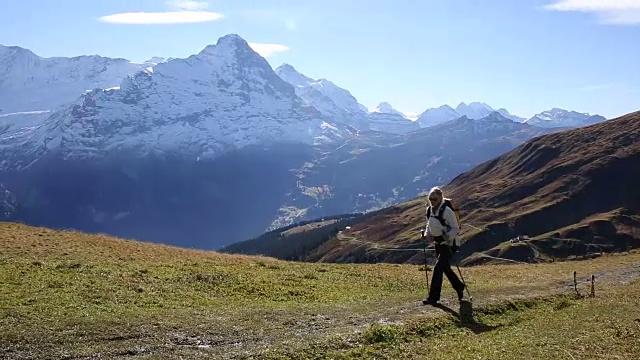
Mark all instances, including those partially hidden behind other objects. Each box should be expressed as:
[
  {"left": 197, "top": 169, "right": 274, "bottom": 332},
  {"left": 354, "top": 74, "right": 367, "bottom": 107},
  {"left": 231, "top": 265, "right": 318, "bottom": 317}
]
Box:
[{"left": 429, "top": 186, "right": 443, "bottom": 197}]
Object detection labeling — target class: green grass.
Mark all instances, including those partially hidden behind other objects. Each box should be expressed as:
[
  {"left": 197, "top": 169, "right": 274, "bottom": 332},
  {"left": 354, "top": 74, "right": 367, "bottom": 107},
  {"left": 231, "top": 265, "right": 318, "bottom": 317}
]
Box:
[
  {"left": 353, "top": 284, "right": 639, "bottom": 359},
  {"left": 2, "top": 222, "right": 640, "bottom": 359},
  {"left": 262, "top": 286, "right": 640, "bottom": 359}
]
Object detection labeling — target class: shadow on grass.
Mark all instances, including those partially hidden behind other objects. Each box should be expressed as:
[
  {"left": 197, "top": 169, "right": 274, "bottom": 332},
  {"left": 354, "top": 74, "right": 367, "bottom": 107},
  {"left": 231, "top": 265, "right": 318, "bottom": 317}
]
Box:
[{"left": 434, "top": 300, "right": 501, "bottom": 334}]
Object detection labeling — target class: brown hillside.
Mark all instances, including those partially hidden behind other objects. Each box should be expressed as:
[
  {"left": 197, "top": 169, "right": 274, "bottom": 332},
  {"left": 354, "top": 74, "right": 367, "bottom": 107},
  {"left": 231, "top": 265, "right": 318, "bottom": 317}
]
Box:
[{"left": 310, "top": 110, "right": 640, "bottom": 264}]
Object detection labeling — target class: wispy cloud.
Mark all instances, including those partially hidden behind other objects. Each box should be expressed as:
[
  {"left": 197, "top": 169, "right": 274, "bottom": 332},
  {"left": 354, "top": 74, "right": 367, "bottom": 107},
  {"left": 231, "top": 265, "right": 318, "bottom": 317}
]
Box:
[
  {"left": 170, "top": 0, "right": 210, "bottom": 11},
  {"left": 544, "top": 0, "right": 640, "bottom": 25},
  {"left": 98, "top": 1, "right": 222, "bottom": 25},
  {"left": 248, "top": 43, "right": 290, "bottom": 57}
]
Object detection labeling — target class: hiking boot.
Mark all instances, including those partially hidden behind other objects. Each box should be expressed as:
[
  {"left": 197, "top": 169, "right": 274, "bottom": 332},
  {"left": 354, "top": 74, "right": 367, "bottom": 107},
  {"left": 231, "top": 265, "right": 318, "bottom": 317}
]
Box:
[
  {"left": 456, "top": 284, "right": 465, "bottom": 301},
  {"left": 422, "top": 298, "right": 438, "bottom": 306}
]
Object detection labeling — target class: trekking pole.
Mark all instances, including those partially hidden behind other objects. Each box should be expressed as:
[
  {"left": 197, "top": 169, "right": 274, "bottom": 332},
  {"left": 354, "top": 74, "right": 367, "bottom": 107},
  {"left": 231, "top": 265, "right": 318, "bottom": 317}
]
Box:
[
  {"left": 421, "top": 230, "right": 430, "bottom": 292},
  {"left": 448, "top": 244, "right": 473, "bottom": 301}
]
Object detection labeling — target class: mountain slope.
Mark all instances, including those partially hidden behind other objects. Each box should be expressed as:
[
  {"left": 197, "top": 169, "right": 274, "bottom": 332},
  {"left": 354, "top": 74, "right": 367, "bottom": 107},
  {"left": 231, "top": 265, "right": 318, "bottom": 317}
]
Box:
[
  {"left": 0, "top": 45, "right": 147, "bottom": 114},
  {"left": 292, "top": 110, "right": 640, "bottom": 264}
]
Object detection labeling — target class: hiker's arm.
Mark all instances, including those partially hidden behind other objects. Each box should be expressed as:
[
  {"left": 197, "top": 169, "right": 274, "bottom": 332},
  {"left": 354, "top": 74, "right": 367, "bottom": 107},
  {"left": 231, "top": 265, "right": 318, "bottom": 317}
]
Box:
[{"left": 443, "top": 207, "right": 459, "bottom": 240}]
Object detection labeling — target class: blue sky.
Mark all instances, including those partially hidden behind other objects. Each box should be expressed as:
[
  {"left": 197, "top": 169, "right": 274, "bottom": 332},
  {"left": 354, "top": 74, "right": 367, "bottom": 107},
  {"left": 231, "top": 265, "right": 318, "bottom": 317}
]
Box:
[{"left": 1, "top": 0, "right": 639, "bottom": 119}]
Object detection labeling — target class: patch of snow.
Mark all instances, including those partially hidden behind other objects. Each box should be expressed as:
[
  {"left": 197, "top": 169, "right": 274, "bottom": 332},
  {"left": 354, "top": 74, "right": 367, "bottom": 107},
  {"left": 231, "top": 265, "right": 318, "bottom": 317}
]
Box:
[{"left": 0, "top": 110, "right": 51, "bottom": 118}]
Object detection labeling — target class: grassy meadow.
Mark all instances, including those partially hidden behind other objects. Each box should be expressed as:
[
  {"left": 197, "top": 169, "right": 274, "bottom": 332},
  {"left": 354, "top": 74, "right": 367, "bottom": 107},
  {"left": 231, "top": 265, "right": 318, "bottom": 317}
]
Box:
[{"left": 1, "top": 222, "right": 639, "bottom": 359}]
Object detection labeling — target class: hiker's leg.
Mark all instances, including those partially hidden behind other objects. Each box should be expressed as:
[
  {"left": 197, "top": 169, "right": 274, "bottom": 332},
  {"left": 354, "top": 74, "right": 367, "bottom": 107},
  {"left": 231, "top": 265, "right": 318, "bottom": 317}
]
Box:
[
  {"left": 428, "top": 246, "right": 445, "bottom": 301},
  {"left": 440, "top": 246, "right": 464, "bottom": 291}
]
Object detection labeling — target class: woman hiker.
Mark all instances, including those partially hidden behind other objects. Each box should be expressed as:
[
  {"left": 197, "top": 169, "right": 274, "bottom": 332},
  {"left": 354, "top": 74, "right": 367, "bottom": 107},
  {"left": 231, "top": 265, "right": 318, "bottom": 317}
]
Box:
[{"left": 422, "top": 186, "right": 465, "bottom": 305}]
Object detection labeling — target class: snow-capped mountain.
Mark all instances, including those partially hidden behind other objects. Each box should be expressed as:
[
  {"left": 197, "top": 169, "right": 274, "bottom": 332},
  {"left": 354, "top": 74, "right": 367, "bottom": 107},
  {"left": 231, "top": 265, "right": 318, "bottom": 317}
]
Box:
[
  {"left": 0, "top": 44, "right": 148, "bottom": 115},
  {"left": 0, "top": 34, "right": 322, "bottom": 168},
  {"left": 417, "top": 105, "right": 461, "bottom": 128},
  {"left": 142, "top": 56, "right": 169, "bottom": 66},
  {"left": 372, "top": 102, "right": 403, "bottom": 116},
  {"left": 275, "top": 64, "right": 368, "bottom": 129},
  {"left": 525, "top": 108, "right": 606, "bottom": 128},
  {"left": 497, "top": 108, "right": 526, "bottom": 122},
  {"left": 0, "top": 33, "right": 327, "bottom": 250},
  {"left": 455, "top": 102, "right": 495, "bottom": 120},
  {"left": 367, "top": 102, "right": 419, "bottom": 134}
]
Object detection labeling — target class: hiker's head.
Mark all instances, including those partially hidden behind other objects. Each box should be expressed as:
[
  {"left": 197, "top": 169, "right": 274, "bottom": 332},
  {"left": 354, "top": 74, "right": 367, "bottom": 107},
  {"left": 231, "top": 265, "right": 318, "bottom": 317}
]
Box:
[{"left": 428, "top": 187, "right": 443, "bottom": 206}]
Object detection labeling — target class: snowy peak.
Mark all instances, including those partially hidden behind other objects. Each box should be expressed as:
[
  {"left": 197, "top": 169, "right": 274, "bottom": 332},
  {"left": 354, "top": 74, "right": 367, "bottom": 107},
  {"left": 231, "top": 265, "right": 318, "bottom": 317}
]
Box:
[
  {"left": 455, "top": 102, "right": 494, "bottom": 120},
  {"left": 367, "top": 102, "right": 419, "bottom": 134},
  {"left": 194, "top": 34, "right": 270, "bottom": 70},
  {"left": 142, "top": 56, "right": 168, "bottom": 66},
  {"left": 496, "top": 108, "right": 526, "bottom": 122},
  {"left": 417, "top": 104, "right": 461, "bottom": 128},
  {"left": 275, "top": 63, "right": 314, "bottom": 87},
  {"left": 525, "top": 108, "right": 606, "bottom": 128},
  {"left": 199, "top": 34, "right": 246, "bottom": 54},
  {"left": 371, "top": 102, "right": 404, "bottom": 116},
  {"left": 275, "top": 63, "right": 368, "bottom": 129},
  {"left": 534, "top": 108, "right": 574, "bottom": 121},
  {"left": 0, "top": 45, "right": 38, "bottom": 63}
]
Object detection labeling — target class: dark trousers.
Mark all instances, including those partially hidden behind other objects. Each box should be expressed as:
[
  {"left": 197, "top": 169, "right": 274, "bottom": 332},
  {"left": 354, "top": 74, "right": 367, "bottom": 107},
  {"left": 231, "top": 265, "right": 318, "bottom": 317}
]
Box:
[{"left": 428, "top": 243, "right": 464, "bottom": 301}]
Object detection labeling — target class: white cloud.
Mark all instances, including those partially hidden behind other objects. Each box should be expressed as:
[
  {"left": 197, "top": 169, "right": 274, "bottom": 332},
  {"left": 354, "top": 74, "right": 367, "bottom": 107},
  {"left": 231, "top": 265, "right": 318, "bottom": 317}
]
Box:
[
  {"left": 98, "top": 11, "right": 223, "bottom": 25},
  {"left": 248, "top": 43, "right": 290, "bottom": 57},
  {"left": 170, "top": 0, "right": 210, "bottom": 11},
  {"left": 544, "top": 0, "right": 640, "bottom": 24},
  {"left": 99, "top": 1, "right": 222, "bottom": 25}
]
